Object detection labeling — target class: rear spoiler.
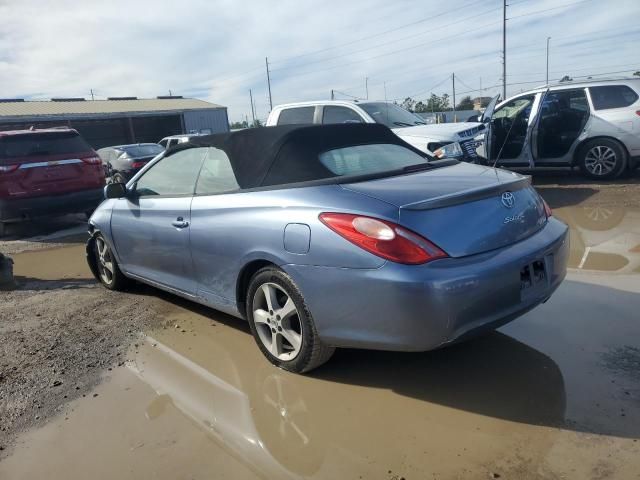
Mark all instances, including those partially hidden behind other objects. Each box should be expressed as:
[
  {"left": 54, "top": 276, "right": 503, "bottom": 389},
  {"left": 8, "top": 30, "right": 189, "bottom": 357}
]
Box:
[{"left": 401, "top": 175, "right": 531, "bottom": 211}]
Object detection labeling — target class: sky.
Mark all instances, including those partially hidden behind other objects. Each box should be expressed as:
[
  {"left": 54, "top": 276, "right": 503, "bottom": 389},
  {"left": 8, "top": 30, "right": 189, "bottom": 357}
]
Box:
[{"left": 1, "top": 0, "right": 639, "bottom": 122}]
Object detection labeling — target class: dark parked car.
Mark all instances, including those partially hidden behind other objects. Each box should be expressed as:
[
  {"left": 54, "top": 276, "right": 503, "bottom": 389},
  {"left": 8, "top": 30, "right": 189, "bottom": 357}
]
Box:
[
  {"left": 0, "top": 128, "right": 105, "bottom": 236},
  {"left": 97, "top": 143, "right": 164, "bottom": 183}
]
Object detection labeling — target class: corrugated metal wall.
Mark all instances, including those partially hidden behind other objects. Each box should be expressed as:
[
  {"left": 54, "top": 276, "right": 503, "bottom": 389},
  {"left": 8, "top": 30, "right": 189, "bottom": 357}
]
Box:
[{"left": 183, "top": 109, "right": 229, "bottom": 134}]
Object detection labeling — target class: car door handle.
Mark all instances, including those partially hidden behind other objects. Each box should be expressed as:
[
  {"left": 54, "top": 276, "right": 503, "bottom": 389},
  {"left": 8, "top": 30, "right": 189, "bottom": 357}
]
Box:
[{"left": 171, "top": 217, "right": 189, "bottom": 229}]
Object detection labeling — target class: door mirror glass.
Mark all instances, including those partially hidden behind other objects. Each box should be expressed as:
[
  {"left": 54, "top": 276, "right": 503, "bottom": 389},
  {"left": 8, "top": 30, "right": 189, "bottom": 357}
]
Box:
[{"left": 104, "top": 182, "right": 127, "bottom": 199}]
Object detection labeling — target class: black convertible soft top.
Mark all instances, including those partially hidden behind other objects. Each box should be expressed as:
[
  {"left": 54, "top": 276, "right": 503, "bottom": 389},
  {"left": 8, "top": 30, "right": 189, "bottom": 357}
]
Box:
[{"left": 170, "top": 123, "right": 432, "bottom": 189}]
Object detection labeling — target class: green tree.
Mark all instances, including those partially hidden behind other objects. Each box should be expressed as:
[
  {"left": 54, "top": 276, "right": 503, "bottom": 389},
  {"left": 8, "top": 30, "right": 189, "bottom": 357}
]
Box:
[
  {"left": 230, "top": 120, "right": 248, "bottom": 129},
  {"left": 251, "top": 119, "right": 263, "bottom": 128},
  {"left": 424, "top": 93, "right": 450, "bottom": 112},
  {"left": 400, "top": 97, "right": 416, "bottom": 112},
  {"left": 559, "top": 75, "right": 573, "bottom": 82},
  {"left": 456, "top": 95, "right": 474, "bottom": 110},
  {"left": 633, "top": 71, "right": 640, "bottom": 77}
]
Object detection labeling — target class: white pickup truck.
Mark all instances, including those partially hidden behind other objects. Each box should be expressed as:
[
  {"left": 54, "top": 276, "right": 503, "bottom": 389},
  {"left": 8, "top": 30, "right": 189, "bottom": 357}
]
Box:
[{"left": 265, "top": 100, "right": 485, "bottom": 161}]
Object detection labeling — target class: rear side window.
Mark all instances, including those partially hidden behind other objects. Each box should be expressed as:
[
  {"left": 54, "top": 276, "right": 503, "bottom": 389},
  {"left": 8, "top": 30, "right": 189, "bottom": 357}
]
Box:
[
  {"left": 135, "top": 147, "right": 206, "bottom": 196},
  {"left": 319, "top": 143, "right": 427, "bottom": 177},
  {"left": 276, "top": 107, "right": 315, "bottom": 125},
  {"left": 122, "top": 144, "right": 164, "bottom": 157},
  {"left": 589, "top": 85, "right": 639, "bottom": 110},
  {"left": 0, "top": 131, "right": 92, "bottom": 161},
  {"left": 195, "top": 147, "right": 239, "bottom": 195},
  {"left": 322, "top": 106, "right": 364, "bottom": 124}
]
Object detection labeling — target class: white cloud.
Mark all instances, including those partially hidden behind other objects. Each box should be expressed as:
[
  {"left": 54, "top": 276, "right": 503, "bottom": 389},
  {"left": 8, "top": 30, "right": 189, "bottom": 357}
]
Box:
[{"left": 1, "top": 0, "right": 639, "bottom": 122}]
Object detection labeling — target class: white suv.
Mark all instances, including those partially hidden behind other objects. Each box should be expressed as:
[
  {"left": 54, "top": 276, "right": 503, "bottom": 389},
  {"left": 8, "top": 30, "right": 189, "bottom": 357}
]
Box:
[
  {"left": 266, "top": 100, "right": 484, "bottom": 161},
  {"left": 477, "top": 78, "right": 640, "bottom": 179}
]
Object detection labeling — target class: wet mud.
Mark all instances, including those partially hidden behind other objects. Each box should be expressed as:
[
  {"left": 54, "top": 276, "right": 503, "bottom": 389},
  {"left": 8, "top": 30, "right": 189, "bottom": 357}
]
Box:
[{"left": 1, "top": 202, "right": 639, "bottom": 479}]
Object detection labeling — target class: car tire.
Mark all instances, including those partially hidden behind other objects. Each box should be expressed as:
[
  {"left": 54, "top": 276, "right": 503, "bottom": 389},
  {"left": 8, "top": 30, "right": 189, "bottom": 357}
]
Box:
[
  {"left": 246, "top": 267, "right": 335, "bottom": 373},
  {"left": 578, "top": 138, "right": 626, "bottom": 180},
  {"left": 93, "top": 233, "right": 130, "bottom": 291},
  {"left": 112, "top": 172, "right": 127, "bottom": 184}
]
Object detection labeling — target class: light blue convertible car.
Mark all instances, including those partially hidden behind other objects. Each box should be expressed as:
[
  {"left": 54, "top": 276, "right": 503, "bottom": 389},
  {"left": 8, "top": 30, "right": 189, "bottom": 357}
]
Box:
[{"left": 87, "top": 124, "right": 568, "bottom": 373}]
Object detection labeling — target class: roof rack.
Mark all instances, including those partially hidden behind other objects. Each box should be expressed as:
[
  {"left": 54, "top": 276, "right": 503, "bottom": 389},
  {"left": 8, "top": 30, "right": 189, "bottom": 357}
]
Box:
[
  {"left": 50, "top": 97, "right": 86, "bottom": 102},
  {"left": 156, "top": 95, "right": 184, "bottom": 99},
  {"left": 107, "top": 96, "right": 138, "bottom": 100}
]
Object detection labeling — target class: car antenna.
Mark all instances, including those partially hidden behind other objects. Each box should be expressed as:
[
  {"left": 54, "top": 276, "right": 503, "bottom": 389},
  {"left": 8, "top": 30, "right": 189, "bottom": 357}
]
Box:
[{"left": 492, "top": 119, "right": 517, "bottom": 169}]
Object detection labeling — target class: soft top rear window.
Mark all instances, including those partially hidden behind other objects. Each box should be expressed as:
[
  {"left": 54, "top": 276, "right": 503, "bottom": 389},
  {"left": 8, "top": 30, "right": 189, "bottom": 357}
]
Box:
[
  {"left": 121, "top": 144, "right": 164, "bottom": 157},
  {"left": 319, "top": 143, "right": 428, "bottom": 176},
  {"left": 262, "top": 142, "right": 438, "bottom": 187},
  {"left": 0, "top": 131, "right": 92, "bottom": 161}
]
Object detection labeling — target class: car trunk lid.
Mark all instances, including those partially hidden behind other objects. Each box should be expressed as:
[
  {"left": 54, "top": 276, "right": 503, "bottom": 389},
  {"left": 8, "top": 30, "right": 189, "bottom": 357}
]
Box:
[{"left": 341, "top": 162, "right": 547, "bottom": 257}]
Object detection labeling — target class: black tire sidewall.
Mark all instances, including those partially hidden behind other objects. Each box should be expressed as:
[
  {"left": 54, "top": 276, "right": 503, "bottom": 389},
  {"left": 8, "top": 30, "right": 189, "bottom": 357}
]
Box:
[
  {"left": 246, "top": 268, "right": 318, "bottom": 373},
  {"left": 578, "top": 138, "right": 626, "bottom": 180},
  {"left": 93, "top": 234, "right": 127, "bottom": 290}
]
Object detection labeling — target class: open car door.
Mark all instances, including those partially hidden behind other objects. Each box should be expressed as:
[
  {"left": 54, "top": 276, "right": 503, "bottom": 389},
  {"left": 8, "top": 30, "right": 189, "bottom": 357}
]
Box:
[{"left": 476, "top": 95, "right": 500, "bottom": 161}]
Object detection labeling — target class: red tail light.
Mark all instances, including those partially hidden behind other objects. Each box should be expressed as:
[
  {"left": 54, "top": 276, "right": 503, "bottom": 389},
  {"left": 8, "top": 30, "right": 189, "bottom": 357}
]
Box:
[
  {"left": 0, "top": 164, "right": 19, "bottom": 174},
  {"left": 81, "top": 156, "right": 102, "bottom": 165},
  {"left": 636, "top": 110, "right": 640, "bottom": 116},
  {"left": 319, "top": 213, "right": 448, "bottom": 265},
  {"left": 131, "top": 161, "right": 147, "bottom": 169},
  {"left": 543, "top": 199, "right": 552, "bottom": 218}
]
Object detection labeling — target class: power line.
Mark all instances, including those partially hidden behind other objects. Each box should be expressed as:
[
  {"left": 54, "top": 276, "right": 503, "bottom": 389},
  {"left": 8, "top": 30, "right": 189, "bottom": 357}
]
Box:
[
  {"left": 271, "top": 6, "right": 502, "bottom": 73},
  {"left": 270, "top": 20, "right": 502, "bottom": 82},
  {"left": 273, "top": 0, "right": 486, "bottom": 65},
  {"left": 507, "top": 0, "right": 595, "bottom": 21}
]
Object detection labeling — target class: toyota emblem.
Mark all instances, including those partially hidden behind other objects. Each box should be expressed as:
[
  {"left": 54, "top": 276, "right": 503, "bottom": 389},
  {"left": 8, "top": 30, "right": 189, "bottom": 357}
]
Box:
[{"left": 501, "top": 191, "right": 515, "bottom": 208}]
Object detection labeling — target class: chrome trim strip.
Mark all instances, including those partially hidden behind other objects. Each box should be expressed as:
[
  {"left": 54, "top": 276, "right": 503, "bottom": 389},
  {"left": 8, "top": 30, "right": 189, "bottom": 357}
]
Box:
[{"left": 18, "top": 159, "right": 83, "bottom": 169}]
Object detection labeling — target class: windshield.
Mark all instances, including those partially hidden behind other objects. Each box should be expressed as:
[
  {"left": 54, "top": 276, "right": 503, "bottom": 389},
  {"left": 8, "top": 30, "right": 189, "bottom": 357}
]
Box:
[
  {"left": 0, "top": 131, "right": 92, "bottom": 161},
  {"left": 122, "top": 144, "right": 164, "bottom": 158},
  {"left": 359, "top": 102, "right": 426, "bottom": 128},
  {"left": 319, "top": 143, "right": 428, "bottom": 177}
]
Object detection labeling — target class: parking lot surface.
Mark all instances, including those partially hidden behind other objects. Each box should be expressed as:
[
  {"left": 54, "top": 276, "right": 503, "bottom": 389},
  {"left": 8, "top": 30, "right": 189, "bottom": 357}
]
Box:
[{"left": 1, "top": 175, "right": 639, "bottom": 479}]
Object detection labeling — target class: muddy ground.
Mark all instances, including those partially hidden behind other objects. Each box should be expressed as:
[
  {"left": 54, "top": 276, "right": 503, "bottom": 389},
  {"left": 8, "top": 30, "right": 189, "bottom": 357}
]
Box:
[{"left": 0, "top": 172, "right": 639, "bottom": 479}]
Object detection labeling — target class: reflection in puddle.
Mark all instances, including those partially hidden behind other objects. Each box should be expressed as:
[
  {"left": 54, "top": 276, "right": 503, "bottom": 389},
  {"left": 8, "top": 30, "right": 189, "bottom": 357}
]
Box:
[{"left": 554, "top": 206, "right": 640, "bottom": 273}]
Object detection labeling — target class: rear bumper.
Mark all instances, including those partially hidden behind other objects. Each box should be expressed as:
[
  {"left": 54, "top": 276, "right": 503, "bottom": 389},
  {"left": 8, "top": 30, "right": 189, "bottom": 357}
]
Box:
[
  {"left": 0, "top": 188, "right": 104, "bottom": 222},
  {"left": 283, "top": 217, "right": 569, "bottom": 351}
]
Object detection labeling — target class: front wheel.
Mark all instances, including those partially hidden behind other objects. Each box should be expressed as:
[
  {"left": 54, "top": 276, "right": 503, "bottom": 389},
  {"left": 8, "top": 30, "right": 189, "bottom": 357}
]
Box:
[
  {"left": 246, "top": 267, "right": 335, "bottom": 373},
  {"left": 578, "top": 138, "right": 626, "bottom": 180},
  {"left": 93, "top": 234, "right": 130, "bottom": 291}
]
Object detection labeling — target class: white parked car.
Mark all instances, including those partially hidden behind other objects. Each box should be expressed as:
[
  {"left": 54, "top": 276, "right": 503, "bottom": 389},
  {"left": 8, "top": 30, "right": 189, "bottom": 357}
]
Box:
[
  {"left": 266, "top": 100, "right": 485, "bottom": 161},
  {"left": 476, "top": 78, "right": 640, "bottom": 179}
]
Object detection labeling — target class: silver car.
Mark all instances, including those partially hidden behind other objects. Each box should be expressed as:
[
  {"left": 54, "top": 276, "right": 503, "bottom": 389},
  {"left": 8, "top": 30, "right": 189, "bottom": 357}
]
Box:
[
  {"left": 87, "top": 124, "right": 569, "bottom": 373},
  {"left": 477, "top": 78, "right": 640, "bottom": 179}
]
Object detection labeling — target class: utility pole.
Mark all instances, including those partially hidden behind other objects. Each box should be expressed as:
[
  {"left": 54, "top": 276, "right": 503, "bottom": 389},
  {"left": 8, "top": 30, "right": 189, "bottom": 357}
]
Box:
[
  {"left": 169, "top": 89, "right": 172, "bottom": 96},
  {"left": 546, "top": 37, "right": 552, "bottom": 84},
  {"left": 383, "top": 82, "right": 387, "bottom": 102},
  {"left": 331, "top": 89, "right": 334, "bottom": 100},
  {"left": 365, "top": 77, "right": 369, "bottom": 100},
  {"left": 502, "top": 0, "right": 507, "bottom": 100},
  {"left": 90, "top": 89, "right": 95, "bottom": 101},
  {"left": 265, "top": 57, "right": 273, "bottom": 111},
  {"left": 452, "top": 73, "right": 456, "bottom": 123},
  {"left": 249, "top": 89, "right": 256, "bottom": 126}
]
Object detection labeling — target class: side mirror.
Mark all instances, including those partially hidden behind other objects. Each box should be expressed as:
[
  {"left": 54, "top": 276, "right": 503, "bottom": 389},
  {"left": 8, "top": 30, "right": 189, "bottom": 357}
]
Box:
[{"left": 104, "top": 182, "right": 127, "bottom": 199}]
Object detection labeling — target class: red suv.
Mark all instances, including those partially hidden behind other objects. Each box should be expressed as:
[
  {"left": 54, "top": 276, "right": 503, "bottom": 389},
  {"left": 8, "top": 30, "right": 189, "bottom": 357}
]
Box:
[{"left": 0, "top": 128, "right": 105, "bottom": 236}]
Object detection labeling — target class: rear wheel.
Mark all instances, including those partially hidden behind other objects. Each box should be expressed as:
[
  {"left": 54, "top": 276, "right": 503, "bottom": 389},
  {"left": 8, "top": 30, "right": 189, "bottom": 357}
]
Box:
[
  {"left": 93, "top": 234, "right": 130, "bottom": 290},
  {"left": 578, "top": 138, "right": 626, "bottom": 180},
  {"left": 246, "top": 267, "right": 334, "bottom": 373}
]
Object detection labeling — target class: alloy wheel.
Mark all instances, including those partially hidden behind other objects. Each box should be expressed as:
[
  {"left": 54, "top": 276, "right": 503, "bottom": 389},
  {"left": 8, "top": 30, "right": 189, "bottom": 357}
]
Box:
[
  {"left": 95, "top": 236, "right": 115, "bottom": 285},
  {"left": 584, "top": 145, "right": 617, "bottom": 176},
  {"left": 252, "top": 283, "right": 303, "bottom": 361}
]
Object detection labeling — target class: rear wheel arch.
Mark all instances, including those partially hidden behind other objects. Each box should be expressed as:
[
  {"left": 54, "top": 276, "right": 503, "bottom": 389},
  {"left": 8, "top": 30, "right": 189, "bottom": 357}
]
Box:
[
  {"left": 236, "top": 259, "right": 278, "bottom": 318},
  {"left": 572, "top": 135, "right": 629, "bottom": 167}
]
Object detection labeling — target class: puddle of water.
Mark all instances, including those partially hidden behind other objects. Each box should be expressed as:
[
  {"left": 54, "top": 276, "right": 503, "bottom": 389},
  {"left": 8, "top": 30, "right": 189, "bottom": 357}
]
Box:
[
  {"left": 11, "top": 244, "right": 91, "bottom": 281},
  {"left": 553, "top": 206, "right": 640, "bottom": 274},
  {"left": 2, "top": 298, "right": 639, "bottom": 479}
]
